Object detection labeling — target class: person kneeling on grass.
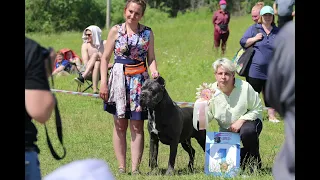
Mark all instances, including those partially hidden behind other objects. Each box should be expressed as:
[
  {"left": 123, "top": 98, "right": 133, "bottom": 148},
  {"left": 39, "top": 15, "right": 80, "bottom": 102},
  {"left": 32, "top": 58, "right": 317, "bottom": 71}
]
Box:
[{"left": 206, "top": 58, "right": 263, "bottom": 173}]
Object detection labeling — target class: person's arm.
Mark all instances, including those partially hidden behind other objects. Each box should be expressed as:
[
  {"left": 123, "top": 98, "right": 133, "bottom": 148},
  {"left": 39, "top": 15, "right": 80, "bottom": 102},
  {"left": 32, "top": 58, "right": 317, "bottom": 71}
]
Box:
[
  {"left": 206, "top": 85, "right": 219, "bottom": 122},
  {"left": 52, "top": 65, "right": 65, "bottom": 75},
  {"left": 53, "top": 60, "right": 70, "bottom": 75},
  {"left": 273, "top": 1, "right": 278, "bottom": 15},
  {"left": 25, "top": 44, "right": 55, "bottom": 124},
  {"left": 227, "top": 12, "right": 231, "bottom": 24},
  {"left": 101, "top": 40, "right": 113, "bottom": 69},
  {"left": 81, "top": 43, "right": 89, "bottom": 65},
  {"left": 239, "top": 84, "right": 263, "bottom": 121},
  {"left": 212, "top": 11, "right": 218, "bottom": 26},
  {"left": 207, "top": 98, "right": 215, "bottom": 122},
  {"left": 147, "top": 30, "right": 158, "bottom": 75},
  {"left": 240, "top": 26, "right": 261, "bottom": 48},
  {"left": 100, "top": 26, "right": 118, "bottom": 84}
]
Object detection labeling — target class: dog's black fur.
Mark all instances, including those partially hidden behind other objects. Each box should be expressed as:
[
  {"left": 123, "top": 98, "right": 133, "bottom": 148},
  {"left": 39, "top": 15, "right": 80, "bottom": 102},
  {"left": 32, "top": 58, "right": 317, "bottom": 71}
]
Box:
[{"left": 140, "top": 76, "right": 206, "bottom": 175}]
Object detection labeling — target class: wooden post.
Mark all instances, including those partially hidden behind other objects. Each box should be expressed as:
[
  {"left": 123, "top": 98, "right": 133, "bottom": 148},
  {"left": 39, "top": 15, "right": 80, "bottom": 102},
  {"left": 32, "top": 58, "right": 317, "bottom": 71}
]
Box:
[{"left": 106, "top": 0, "right": 111, "bottom": 30}]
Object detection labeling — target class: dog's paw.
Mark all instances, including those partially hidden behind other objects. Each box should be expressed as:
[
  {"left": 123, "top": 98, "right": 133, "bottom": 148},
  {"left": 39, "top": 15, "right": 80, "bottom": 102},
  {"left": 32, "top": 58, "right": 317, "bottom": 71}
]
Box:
[
  {"left": 146, "top": 169, "right": 158, "bottom": 176},
  {"left": 188, "top": 162, "right": 195, "bottom": 173},
  {"left": 165, "top": 169, "right": 174, "bottom": 176}
]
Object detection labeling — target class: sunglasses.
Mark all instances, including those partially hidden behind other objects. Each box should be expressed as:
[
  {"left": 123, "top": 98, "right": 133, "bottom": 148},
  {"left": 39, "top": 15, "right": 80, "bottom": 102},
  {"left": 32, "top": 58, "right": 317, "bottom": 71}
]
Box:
[{"left": 85, "top": 34, "right": 92, "bottom": 37}]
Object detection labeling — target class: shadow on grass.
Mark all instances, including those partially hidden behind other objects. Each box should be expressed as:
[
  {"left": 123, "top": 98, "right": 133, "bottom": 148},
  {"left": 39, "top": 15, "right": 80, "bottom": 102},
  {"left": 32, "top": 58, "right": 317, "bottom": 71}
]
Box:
[{"left": 142, "top": 167, "right": 205, "bottom": 176}]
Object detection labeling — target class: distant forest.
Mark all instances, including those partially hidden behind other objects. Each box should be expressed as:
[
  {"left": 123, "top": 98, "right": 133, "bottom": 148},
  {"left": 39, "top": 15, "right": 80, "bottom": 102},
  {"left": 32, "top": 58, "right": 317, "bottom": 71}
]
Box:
[{"left": 25, "top": 0, "right": 275, "bottom": 33}]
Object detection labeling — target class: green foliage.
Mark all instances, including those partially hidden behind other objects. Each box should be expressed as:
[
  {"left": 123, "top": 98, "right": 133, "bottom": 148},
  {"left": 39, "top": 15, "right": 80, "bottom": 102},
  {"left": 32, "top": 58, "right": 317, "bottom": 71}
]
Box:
[
  {"left": 26, "top": 0, "right": 278, "bottom": 33},
  {"left": 140, "top": 7, "right": 171, "bottom": 26},
  {"left": 109, "top": 0, "right": 126, "bottom": 26},
  {"left": 25, "top": 0, "right": 105, "bottom": 33}
]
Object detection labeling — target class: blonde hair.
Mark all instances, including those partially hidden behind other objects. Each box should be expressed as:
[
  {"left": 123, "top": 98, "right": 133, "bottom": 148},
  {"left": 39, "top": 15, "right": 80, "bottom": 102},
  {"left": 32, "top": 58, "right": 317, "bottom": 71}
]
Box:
[
  {"left": 212, "top": 58, "right": 236, "bottom": 73},
  {"left": 252, "top": 2, "right": 264, "bottom": 11},
  {"left": 56, "top": 51, "right": 64, "bottom": 57},
  {"left": 252, "top": 2, "right": 264, "bottom": 10}
]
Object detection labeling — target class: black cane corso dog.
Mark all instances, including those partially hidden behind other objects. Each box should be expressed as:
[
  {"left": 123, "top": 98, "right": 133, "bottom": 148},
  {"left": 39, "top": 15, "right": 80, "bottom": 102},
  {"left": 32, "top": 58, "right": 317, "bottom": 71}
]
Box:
[{"left": 140, "top": 76, "right": 206, "bottom": 175}]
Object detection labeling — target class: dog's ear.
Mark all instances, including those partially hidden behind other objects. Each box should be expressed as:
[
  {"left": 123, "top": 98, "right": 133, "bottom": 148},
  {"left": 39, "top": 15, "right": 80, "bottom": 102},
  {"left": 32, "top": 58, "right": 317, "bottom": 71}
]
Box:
[{"left": 156, "top": 76, "right": 165, "bottom": 87}]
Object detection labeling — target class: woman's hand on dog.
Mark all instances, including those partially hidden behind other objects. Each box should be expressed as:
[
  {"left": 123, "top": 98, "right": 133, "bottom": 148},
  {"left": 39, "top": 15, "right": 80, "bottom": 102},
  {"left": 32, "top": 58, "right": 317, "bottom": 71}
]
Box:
[{"left": 151, "top": 71, "right": 160, "bottom": 79}]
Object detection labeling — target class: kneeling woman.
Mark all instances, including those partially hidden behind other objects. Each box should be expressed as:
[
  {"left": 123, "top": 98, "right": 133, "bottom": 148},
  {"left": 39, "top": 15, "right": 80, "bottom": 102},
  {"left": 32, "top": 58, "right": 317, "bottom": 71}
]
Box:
[{"left": 207, "top": 58, "right": 263, "bottom": 172}]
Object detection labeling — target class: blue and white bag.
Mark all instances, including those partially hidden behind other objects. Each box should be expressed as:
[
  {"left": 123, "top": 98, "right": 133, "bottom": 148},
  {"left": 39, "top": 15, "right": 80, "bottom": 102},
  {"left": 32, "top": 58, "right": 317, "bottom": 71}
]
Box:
[{"left": 205, "top": 132, "right": 241, "bottom": 178}]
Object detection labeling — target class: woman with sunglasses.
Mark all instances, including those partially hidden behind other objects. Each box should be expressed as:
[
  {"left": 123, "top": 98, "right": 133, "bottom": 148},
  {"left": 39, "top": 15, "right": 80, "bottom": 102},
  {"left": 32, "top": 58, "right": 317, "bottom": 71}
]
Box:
[
  {"left": 99, "top": 0, "right": 160, "bottom": 175},
  {"left": 74, "top": 25, "right": 105, "bottom": 94}
]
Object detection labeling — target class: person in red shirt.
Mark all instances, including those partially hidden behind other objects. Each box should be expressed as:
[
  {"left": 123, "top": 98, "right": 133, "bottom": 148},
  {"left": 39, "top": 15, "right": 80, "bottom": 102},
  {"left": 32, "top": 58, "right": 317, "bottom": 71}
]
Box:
[{"left": 212, "top": 0, "right": 230, "bottom": 56}]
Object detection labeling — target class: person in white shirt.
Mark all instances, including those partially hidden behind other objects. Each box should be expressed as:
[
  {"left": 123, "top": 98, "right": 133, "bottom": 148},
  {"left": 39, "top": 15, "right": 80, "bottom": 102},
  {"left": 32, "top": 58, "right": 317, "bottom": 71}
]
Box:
[{"left": 207, "top": 58, "right": 263, "bottom": 173}]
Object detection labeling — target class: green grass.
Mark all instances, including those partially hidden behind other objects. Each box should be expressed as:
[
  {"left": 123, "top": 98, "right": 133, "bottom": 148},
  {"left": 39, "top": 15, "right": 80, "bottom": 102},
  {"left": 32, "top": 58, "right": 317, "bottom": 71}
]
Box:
[{"left": 28, "top": 8, "right": 284, "bottom": 180}]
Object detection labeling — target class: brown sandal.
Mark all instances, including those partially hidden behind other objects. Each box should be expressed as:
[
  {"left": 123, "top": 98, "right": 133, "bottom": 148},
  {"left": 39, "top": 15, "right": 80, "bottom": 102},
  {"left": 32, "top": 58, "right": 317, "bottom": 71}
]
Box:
[{"left": 131, "top": 170, "right": 141, "bottom": 175}]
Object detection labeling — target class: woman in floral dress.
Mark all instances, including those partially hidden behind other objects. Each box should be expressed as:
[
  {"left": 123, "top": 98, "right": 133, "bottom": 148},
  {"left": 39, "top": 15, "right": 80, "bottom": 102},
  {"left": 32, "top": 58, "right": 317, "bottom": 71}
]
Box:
[{"left": 99, "top": 0, "right": 160, "bottom": 175}]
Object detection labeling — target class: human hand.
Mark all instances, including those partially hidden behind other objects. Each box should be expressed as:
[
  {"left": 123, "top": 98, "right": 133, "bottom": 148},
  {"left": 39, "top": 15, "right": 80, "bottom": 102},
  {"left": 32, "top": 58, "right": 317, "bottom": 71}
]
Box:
[
  {"left": 274, "top": 10, "right": 278, "bottom": 16},
  {"left": 292, "top": 11, "right": 295, "bottom": 17},
  {"left": 99, "top": 82, "right": 109, "bottom": 102},
  {"left": 200, "top": 88, "right": 215, "bottom": 101},
  {"left": 151, "top": 71, "right": 160, "bottom": 79},
  {"left": 229, "top": 119, "right": 246, "bottom": 133},
  {"left": 254, "top": 33, "right": 264, "bottom": 41}
]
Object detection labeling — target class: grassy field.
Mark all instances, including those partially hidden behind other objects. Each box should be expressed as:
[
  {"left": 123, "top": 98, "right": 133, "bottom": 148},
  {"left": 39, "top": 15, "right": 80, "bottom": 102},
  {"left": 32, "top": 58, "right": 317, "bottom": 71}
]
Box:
[{"left": 27, "top": 8, "right": 284, "bottom": 180}]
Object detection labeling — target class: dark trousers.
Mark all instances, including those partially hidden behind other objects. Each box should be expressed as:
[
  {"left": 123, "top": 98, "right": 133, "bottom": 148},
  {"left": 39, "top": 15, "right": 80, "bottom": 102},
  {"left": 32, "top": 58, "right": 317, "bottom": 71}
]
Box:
[
  {"left": 246, "top": 76, "right": 270, "bottom": 107},
  {"left": 240, "top": 118, "right": 263, "bottom": 171},
  {"left": 214, "top": 30, "right": 229, "bottom": 52},
  {"left": 277, "top": 15, "right": 294, "bottom": 29}
]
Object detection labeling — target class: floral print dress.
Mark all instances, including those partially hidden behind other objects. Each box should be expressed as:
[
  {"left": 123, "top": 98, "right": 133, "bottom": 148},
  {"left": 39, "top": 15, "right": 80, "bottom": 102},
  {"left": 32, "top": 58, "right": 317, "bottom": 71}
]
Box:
[{"left": 104, "top": 23, "right": 151, "bottom": 120}]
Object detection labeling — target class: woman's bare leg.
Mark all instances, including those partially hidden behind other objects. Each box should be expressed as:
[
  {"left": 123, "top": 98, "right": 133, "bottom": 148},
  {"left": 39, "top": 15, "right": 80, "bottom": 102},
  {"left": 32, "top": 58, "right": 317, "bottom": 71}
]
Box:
[
  {"left": 92, "top": 61, "right": 101, "bottom": 93},
  {"left": 113, "top": 117, "right": 128, "bottom": 171},
  {"left": 129, "top": 120, "right": 144, "bottom": 172},
  {"left": 82, "top": 53, "right": 99, "bottom": 78}
]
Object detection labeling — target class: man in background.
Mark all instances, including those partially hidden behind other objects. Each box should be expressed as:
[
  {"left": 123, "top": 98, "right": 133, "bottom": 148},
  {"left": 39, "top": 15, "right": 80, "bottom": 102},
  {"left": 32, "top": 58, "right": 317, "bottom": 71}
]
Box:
[
  {"left": 273, "top": 0, "right": 295, "bottom": 28},
  {"left": 25, "top": 37, "right": 56, "bottom": 180},
  {"left": 265, "top": 21, "right": 295, "bottom": 180}
]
